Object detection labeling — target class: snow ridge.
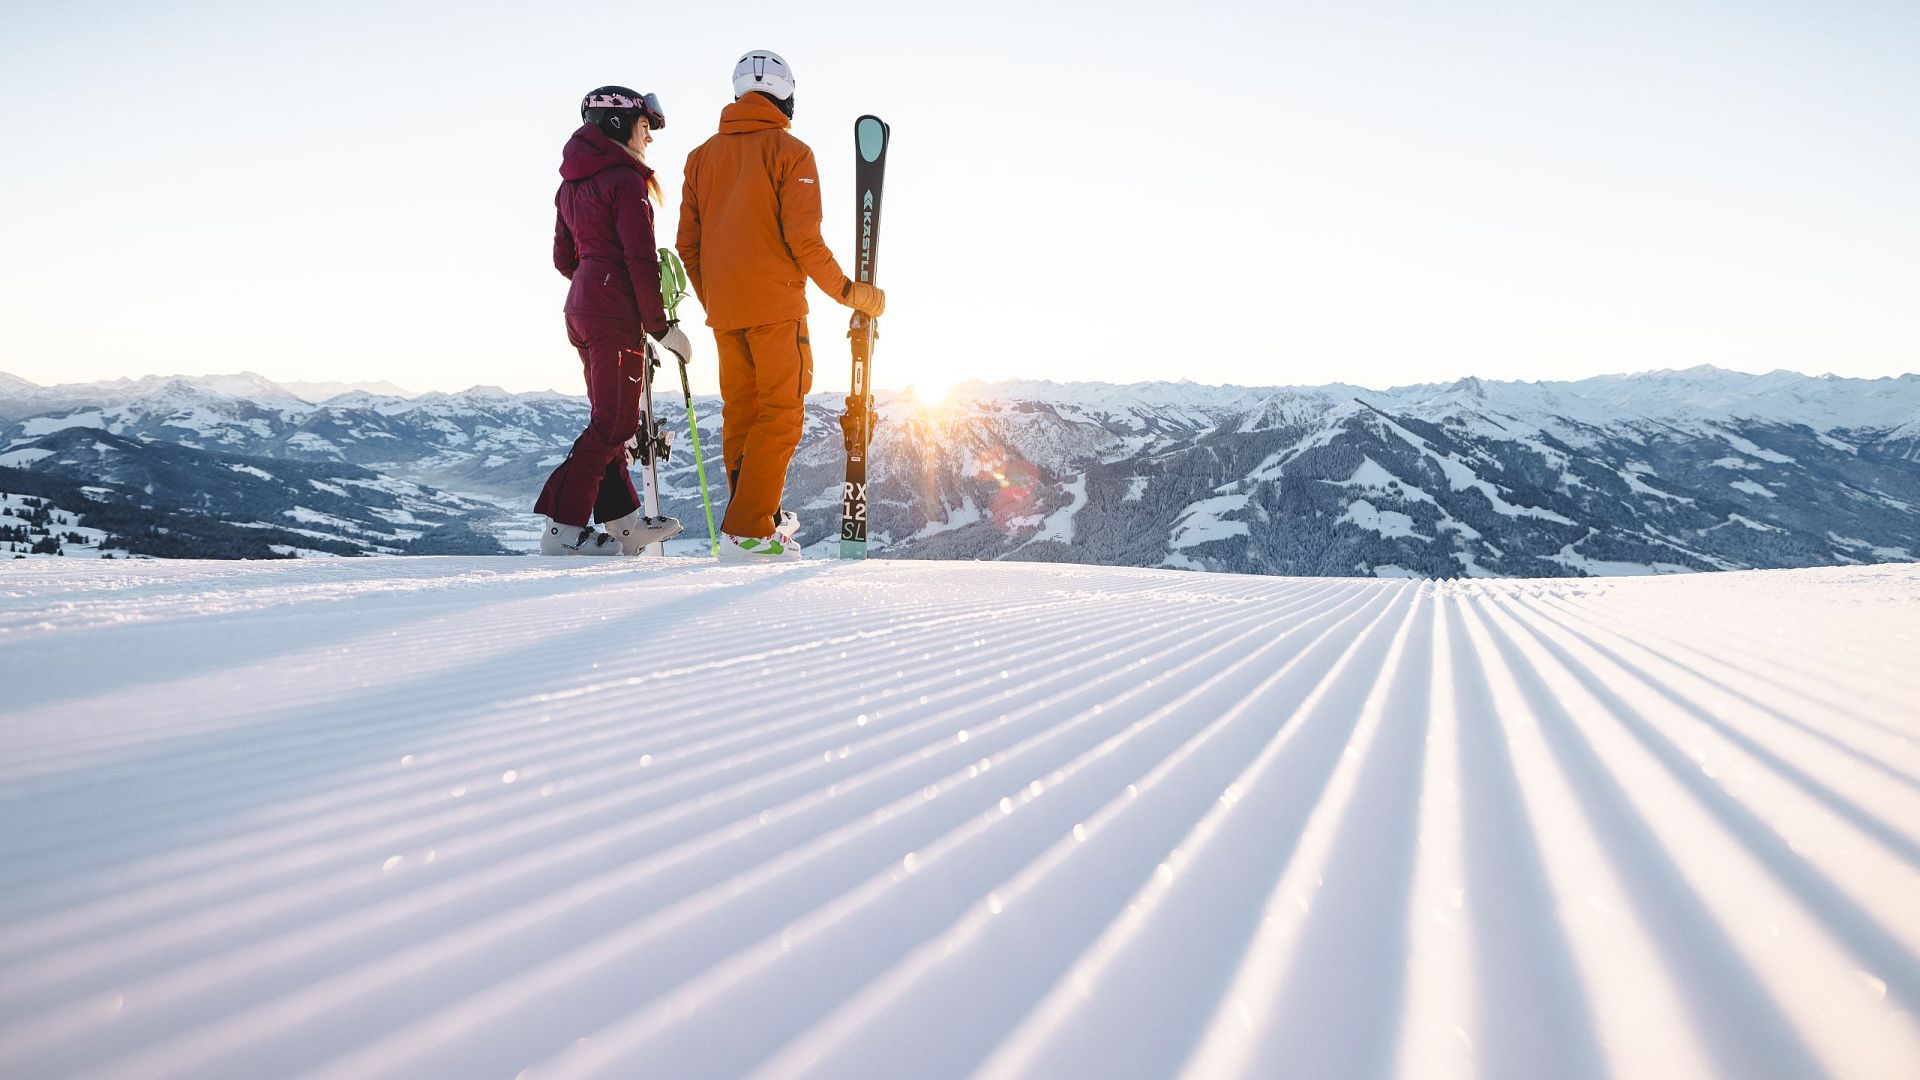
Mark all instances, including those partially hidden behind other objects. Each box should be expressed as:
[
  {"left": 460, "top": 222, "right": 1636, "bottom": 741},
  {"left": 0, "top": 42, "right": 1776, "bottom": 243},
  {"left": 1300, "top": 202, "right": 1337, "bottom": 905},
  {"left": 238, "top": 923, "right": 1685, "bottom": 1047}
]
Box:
[{"left": 1, "top": 558, "right": 1916, "bottom": 1078}]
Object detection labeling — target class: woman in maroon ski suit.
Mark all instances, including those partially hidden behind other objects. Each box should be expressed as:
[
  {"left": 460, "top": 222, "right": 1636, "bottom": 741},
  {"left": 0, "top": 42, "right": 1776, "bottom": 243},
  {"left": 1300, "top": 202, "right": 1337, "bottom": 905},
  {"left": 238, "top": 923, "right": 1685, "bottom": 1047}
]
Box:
[{"left": 534, "top": 87, "right": 691, "bottom": 555}]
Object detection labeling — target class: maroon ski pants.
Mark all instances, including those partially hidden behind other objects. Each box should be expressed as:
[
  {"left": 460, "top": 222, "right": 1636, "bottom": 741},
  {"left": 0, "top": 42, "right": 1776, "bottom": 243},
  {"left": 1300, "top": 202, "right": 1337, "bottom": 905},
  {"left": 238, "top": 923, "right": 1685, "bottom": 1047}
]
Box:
[{"left": 533, "top": 314, "right": 644, "bottom": 527}]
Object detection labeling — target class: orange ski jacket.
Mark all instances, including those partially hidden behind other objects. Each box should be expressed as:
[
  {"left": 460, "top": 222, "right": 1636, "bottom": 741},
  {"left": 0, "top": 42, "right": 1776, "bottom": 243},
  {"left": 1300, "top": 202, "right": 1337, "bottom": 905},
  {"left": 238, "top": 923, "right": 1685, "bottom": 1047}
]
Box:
[{"left": 676, "top": 93, "right": 854, "bottom": 330}]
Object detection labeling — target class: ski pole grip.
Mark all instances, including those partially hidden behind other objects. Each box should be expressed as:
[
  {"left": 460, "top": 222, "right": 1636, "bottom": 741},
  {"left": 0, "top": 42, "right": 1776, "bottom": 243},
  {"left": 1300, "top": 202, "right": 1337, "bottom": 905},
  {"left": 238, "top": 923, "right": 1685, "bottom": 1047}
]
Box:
[{"left": 656, "top": 248, "right": 689, "bottom": 323}]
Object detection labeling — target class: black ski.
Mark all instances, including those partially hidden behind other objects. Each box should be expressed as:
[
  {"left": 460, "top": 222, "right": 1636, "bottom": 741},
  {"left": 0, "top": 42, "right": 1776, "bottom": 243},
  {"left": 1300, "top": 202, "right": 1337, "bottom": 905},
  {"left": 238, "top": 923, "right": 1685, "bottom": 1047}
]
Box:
[{"left": 839, "top": 114, "right": 889, "bottom": 559}]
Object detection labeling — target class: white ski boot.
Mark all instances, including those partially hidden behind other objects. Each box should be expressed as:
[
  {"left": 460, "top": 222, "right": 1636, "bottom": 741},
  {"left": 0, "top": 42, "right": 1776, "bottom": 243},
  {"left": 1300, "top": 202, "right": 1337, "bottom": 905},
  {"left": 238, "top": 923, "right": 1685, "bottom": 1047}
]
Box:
[
  {"left": 605, "top": 510, "right": 684, "bottom": 555},
  {"left": 716, "top": 532, "right": 803, "bottom": 562},
  {"left": 773, "top": 510, "right": 800, "bottom": 544},
  {"left": 539, "top": 517, "right": 624, "bottom": 557}
]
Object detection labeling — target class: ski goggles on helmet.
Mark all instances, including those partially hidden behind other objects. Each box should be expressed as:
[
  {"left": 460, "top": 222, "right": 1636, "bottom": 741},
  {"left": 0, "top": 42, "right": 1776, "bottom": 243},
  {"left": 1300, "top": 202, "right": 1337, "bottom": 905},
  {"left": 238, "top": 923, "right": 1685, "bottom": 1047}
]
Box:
[{"left": 582, "top": 90, "right": 665, "bottom": 131}]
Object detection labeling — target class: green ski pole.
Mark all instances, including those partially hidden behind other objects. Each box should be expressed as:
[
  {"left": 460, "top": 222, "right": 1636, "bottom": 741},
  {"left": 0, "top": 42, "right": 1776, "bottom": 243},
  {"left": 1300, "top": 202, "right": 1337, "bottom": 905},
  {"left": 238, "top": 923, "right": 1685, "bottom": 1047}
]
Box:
[
  {"left": 676, "top": 361, "right": 718, "bottom": 557},
  {"left": 659, "top": 248, "right": 718, "bottom": 556}
]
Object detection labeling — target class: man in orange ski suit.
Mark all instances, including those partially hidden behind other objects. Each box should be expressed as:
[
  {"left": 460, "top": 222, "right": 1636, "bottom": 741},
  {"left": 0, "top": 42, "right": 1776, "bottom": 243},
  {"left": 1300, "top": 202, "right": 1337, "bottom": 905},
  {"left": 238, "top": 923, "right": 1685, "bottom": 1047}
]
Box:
[{"left": 677, "top": 63, "right": 884, "bottom": 550}]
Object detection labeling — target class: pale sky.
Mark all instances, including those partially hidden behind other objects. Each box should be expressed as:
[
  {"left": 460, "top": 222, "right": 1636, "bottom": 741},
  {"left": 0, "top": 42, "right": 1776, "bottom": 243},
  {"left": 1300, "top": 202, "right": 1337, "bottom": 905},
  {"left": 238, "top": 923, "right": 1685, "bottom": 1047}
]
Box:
[{"left": 2, "top": 0, "right": 1915, "bottom": 396}]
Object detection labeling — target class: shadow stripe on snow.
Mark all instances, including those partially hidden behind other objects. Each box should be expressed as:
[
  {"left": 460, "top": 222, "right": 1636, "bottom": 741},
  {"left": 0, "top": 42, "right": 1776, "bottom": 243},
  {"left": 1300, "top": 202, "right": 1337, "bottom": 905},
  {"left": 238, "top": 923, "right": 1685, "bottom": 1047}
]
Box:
[
  {"left": 15, "top": 580, "right": 1367, "bottom": 1068},
  {"left": 300, "top": 583, "right": 1390, "bottom": 1079}
]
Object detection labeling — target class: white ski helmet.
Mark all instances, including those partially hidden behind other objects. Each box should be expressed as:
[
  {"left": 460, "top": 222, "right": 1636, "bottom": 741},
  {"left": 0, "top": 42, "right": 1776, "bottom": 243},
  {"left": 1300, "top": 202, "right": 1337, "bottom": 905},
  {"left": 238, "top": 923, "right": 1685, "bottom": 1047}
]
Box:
[{"left": 732, "top": 49, "right": 795, "bottom": 101}]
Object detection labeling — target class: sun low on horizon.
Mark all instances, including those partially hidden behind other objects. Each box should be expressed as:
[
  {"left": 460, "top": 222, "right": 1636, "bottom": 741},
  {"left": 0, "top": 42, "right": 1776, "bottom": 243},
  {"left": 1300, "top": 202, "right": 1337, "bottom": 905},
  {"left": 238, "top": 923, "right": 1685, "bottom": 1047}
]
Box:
[{"left": 905, "top": 379, "right": 957, "bottom": 412}]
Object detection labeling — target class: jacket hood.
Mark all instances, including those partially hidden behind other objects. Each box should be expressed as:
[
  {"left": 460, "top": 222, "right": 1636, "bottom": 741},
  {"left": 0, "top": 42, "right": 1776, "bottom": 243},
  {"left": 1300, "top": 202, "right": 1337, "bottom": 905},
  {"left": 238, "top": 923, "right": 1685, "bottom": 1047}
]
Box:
[
  {"left": 718, "top": 93, "right": 792, "bottom": 134},
  {"left": 559, "top": 122, "right": 652, "bottom": 182}
]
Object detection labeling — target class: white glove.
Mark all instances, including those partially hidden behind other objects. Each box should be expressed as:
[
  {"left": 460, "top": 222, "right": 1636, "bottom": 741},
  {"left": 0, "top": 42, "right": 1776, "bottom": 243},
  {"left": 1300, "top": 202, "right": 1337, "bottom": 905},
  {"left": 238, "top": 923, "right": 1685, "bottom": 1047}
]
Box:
[{"left": 651, "top": 323, "right": 693, "bottom": 363}]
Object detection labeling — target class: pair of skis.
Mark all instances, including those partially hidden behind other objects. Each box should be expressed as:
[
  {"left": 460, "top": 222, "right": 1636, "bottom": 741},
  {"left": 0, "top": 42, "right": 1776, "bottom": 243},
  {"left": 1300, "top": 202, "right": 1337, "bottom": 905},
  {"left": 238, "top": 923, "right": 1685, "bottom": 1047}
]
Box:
[{"left": 838, "top": 115, "right": 889, "bottom": 559}]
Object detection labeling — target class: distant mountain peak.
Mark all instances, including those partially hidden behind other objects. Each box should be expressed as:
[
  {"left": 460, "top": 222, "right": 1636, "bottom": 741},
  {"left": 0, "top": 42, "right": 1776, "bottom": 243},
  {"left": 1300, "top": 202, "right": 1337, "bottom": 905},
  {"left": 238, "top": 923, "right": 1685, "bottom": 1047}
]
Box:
[{"left": 280, "top": 379, "right": 417, "bottom": 403}]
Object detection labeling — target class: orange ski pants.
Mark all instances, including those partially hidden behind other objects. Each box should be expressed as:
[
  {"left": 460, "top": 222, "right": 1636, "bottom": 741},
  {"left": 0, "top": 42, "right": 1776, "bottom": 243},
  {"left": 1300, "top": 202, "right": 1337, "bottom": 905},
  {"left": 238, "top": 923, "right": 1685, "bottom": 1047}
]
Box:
[{"left": 715, "top": 317, "right": 813, "bottom": 537}]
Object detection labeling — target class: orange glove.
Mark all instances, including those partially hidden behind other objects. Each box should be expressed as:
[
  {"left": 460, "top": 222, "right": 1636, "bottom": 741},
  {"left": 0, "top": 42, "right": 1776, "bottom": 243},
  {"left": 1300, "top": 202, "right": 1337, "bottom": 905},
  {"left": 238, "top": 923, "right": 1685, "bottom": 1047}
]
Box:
[{"left": 840, "top": 279, "right": 886, "bottom": 318}]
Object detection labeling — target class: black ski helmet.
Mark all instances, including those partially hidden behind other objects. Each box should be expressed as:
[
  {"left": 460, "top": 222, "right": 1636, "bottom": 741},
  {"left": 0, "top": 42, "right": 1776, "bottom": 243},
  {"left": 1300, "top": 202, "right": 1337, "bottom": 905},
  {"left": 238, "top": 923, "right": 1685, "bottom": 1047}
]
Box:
[{"left": 581, "top": 86, "right": 665, "bottom": 140}]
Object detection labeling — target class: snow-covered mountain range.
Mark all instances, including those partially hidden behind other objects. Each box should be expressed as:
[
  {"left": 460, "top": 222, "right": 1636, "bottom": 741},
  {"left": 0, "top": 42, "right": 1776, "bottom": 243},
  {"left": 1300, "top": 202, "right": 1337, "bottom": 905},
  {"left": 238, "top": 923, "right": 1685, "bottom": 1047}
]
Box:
[{"left": 2, "top": 366, "right": 1917, "bottom": 573}]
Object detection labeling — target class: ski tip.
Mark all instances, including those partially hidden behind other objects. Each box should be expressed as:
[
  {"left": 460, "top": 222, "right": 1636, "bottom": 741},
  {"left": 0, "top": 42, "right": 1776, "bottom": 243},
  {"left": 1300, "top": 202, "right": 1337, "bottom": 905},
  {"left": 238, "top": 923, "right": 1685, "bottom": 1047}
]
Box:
[{"left": 856, "top": 116, "right": 888, "bottom": 162}]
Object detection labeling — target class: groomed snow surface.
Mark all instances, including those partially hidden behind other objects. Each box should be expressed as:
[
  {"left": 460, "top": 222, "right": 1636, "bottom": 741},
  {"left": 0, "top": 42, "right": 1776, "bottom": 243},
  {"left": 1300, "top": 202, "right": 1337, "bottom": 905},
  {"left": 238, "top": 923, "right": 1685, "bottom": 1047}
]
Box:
[{"left": 2, "top": 558, "right": 1918, "bottom": 1079}]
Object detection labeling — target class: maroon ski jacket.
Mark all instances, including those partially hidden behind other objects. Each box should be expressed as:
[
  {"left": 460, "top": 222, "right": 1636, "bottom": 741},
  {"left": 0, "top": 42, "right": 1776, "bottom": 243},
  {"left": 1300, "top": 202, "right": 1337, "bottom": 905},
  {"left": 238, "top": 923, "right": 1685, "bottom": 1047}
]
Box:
[{"left": 553, "top": 123, "right": 669, "bottom": 334}]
